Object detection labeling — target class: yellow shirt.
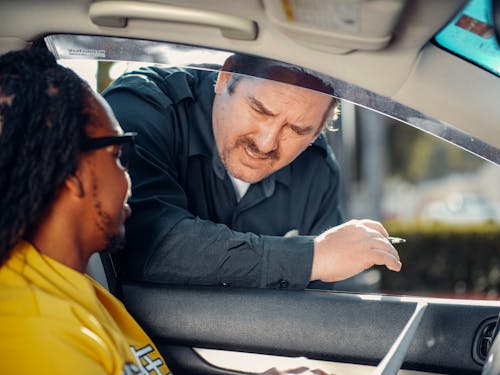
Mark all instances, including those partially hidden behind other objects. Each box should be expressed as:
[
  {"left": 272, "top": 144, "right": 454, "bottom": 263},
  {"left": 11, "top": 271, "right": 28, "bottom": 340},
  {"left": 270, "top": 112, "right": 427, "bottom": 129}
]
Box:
[{"left": 0, "top": 241, "right": 171, "bottom": 374}]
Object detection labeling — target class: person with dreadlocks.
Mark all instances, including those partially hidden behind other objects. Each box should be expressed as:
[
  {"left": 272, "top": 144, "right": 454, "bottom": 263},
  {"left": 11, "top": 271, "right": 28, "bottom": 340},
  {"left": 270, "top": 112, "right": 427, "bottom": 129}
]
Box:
[{"left": 0, "top": 48, "right": 171, "bottom": 374}]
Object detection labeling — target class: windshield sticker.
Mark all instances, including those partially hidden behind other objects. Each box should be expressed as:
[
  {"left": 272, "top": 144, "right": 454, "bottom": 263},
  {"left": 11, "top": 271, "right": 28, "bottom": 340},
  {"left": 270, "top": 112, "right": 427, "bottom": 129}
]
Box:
[{"left": 67, "top": 48, "right": 106, "bottom": 58}]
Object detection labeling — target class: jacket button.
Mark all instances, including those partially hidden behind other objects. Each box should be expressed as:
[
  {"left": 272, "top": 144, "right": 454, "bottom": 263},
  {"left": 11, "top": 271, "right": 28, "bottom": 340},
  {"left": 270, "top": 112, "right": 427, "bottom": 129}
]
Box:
[{"left": 279, "top": 279, "right": 289, "bottom": 289}]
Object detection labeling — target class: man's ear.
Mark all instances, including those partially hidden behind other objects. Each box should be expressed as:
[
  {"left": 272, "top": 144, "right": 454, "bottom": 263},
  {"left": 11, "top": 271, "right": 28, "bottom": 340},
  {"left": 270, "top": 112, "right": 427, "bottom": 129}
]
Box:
[
  {"left": 214, "top": 71, "right": 232, "bottom": 95},
  {"left": 64, "top": 173, "right": 85, "bottom": 198}
]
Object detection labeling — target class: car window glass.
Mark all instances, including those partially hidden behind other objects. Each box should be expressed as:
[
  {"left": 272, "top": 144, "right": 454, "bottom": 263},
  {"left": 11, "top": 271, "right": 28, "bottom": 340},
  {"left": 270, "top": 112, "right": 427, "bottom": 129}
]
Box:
[
  {"left": 332, "top": 103, "right": 500, "bottom": 299},
  {"left": 48, "top": 34, "right": 500, "bottom": 301}
]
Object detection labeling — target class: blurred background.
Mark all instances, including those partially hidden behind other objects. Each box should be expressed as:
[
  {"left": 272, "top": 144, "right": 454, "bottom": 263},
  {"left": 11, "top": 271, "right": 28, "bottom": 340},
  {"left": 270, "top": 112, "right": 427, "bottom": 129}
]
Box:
[{"left": 329, "top": 101, "right": 500, "bottom": 300}]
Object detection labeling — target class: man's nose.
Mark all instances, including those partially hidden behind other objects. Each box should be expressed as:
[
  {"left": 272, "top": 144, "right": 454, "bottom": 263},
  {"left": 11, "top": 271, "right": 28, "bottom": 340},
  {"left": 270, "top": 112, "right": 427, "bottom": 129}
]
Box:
[{"left": 253, "top": 122, "right": 281, "bottom": 154}]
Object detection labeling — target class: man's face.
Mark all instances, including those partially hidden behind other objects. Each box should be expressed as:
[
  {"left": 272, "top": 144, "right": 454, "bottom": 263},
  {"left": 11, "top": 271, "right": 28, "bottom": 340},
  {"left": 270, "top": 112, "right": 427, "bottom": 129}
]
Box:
[
  {"left": 212, "top": 73, "right": 333, "bottom": 183},
  {"left": 79, "top": 91, "right": 132, "bottom": 252}
]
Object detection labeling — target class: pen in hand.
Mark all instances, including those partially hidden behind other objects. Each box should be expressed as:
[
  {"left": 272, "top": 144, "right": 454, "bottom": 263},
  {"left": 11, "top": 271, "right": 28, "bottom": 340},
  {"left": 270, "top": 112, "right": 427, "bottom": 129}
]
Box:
[{"left": 388, "top": 236, "right": 406, "bottom": 244}]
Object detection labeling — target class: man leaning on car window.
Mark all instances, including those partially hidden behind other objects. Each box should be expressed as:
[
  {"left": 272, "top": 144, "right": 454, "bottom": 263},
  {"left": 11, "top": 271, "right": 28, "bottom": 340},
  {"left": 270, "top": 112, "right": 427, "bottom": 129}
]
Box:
[{"left": 103, "top": 53, "right": 402, "bottom": 290}]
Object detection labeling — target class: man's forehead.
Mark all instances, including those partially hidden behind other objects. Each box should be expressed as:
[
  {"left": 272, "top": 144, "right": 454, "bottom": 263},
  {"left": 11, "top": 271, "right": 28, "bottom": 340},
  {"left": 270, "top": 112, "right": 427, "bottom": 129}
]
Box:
[
  {"left": 243, "top": 78, "right": 332, "bottom": 114},
  {"left": 242, "top": 76, "right": 330, "bottom": 100}
]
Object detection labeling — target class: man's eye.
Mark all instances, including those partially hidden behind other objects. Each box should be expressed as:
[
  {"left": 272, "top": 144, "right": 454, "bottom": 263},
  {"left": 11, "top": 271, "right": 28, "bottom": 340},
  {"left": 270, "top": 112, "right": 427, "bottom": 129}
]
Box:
[
  {"left": 289, "top": 125, "right": 310, "bottom": 136},
  {"left": 251, "top": 105, "right": 264, "bottom": 114}
]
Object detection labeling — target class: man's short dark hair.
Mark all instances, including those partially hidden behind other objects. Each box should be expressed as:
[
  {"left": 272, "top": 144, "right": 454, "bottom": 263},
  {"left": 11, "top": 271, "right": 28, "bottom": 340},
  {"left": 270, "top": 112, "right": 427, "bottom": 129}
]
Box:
[{"left": 222, "top": 53, "right": 337, "bottom": 97}]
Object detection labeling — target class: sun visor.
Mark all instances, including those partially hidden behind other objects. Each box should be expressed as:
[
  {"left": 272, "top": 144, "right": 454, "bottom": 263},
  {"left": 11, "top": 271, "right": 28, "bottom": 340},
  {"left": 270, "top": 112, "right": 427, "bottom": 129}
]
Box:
[{"left": 263, "top": 0, "right": 407, "bottom": 53}]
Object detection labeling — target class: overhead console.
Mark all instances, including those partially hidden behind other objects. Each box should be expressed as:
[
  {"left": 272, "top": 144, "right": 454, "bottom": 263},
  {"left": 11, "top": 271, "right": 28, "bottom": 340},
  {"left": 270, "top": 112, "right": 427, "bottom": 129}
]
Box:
[{"left": 263, "top": 0, "right": 408, "bottom": 53}]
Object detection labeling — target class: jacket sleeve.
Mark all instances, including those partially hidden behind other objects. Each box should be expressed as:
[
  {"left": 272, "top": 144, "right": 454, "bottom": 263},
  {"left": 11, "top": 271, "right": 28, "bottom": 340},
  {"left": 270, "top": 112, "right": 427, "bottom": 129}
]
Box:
[{"left": 104, "top": 89, "right": 313, "bottom": 289}]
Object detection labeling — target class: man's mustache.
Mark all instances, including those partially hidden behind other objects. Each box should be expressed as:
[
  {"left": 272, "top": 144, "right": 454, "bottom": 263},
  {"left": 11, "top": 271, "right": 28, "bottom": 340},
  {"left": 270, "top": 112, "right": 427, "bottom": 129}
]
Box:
[{"left": 234, "top": 137, "right": 279, "bottom": 161}]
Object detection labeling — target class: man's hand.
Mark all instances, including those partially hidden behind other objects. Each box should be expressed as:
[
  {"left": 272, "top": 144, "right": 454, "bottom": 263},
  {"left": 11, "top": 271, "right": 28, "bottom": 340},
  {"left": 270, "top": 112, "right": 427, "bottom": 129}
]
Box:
[
  {"left": 310, "top": 219, "right": 402, "bottom": 282},
  {"left": 260, "top": 367, "right": 329, "bottom": 375}
]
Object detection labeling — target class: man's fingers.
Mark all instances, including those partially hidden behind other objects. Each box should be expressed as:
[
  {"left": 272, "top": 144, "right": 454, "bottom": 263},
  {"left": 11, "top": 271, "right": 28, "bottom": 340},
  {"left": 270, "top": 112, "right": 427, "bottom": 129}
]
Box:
[
  {"left": 372, "top": 237, "right": 400, "bottom": 261},
  {"left": 372, "top": 249, "right": 402, "bottom": 272},
  {"left": 285, "top": 367, "right": 310, "bottom": 374},
  {"left": 356, "top": 219, "right": 389, "bottom": 237},
  {"left": 260, "top": 368, "right": 280, "bottom": 375},
  {"left": 260, "top": 367, "right": 330, "bottom": 375},
  {"left": 311, "top": 370, "right": 329, "bottom": 375},
  {"left": 313, "top": 219, "right": 403, "bottom": 283}
]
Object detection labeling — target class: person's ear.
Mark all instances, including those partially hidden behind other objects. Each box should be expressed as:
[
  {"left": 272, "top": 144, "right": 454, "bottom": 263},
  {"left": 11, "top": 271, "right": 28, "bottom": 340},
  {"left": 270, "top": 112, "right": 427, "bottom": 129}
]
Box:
[
  {"left": 214, "top": 71, "right": 232, "bottom": 95},
  {"left": 64, "top": 173, "right": 85, "bottom": 198}
]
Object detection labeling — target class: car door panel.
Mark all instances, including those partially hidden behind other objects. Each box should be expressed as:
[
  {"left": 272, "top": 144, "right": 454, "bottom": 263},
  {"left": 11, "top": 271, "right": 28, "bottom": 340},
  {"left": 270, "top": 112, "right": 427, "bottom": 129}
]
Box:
[{"left": 122, "top": 282, "right": 499, "bottom": 374}]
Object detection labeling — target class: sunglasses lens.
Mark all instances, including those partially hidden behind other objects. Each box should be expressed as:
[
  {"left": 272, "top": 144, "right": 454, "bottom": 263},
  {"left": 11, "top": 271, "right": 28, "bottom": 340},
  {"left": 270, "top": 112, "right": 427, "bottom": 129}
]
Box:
[
  {"left": 119, "top": 141, "right": 134, "bottom": 170},
  {"left": 82, "top": 133, "right": 137, "bottom": 170}
]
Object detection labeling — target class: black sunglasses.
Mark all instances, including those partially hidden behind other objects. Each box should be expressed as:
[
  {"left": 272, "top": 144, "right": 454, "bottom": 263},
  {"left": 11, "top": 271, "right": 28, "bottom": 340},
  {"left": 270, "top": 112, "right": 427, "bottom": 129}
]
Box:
[{"left": 80, "top": 132, "right": 137, "bottom": 170}]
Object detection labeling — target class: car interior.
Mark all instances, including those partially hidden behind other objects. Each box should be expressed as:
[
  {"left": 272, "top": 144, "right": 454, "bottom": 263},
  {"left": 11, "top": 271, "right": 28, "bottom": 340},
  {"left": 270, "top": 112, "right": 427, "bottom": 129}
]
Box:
[{"left": 1, "top": 1, "right": 500, "bottom": 374}]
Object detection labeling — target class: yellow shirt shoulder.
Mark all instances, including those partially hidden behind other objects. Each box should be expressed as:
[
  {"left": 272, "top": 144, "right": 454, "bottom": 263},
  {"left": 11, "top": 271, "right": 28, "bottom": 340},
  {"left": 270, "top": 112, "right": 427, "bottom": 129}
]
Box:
[{"left": 0, "top": 241, "right": 171, "bottom": 375}]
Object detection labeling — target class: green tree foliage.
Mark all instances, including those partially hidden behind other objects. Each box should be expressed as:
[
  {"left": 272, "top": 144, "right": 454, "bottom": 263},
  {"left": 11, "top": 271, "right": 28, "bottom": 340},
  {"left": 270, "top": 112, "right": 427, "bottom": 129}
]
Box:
[
  {"left": 96, "top": 61, "right": 114, "bottom": 93},
  {"left": 382, "top": 220, "right": 500, "bottom": 300},
  {"left": 388, "top": 122, "right": 484, "bottom": 182}
]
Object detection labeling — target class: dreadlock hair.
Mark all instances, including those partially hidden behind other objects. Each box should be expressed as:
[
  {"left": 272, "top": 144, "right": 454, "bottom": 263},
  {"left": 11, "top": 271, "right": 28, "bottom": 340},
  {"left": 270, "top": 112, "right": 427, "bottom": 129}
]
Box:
[{"left": 0, "top": 48, "right": 90, "bottom": 263}]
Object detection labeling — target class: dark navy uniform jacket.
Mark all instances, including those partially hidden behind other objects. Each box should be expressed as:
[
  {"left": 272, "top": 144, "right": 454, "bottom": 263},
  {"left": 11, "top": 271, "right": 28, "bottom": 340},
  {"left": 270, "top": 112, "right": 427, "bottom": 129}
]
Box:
[{"left": 103, "top": 66, "right": 342, "bottom": 289}]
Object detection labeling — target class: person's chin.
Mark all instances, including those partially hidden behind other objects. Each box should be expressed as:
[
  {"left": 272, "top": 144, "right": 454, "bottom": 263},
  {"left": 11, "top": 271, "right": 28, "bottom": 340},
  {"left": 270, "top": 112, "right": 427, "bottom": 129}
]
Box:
[
  {"left": 104, "top": 233, "right": 126, "bottom": 255},
  {"left": 229, "top": 166, "right": 267, "bottom": 184},
  {"left": 227, "top": 156, "right": 272, "bottom": 183}
]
